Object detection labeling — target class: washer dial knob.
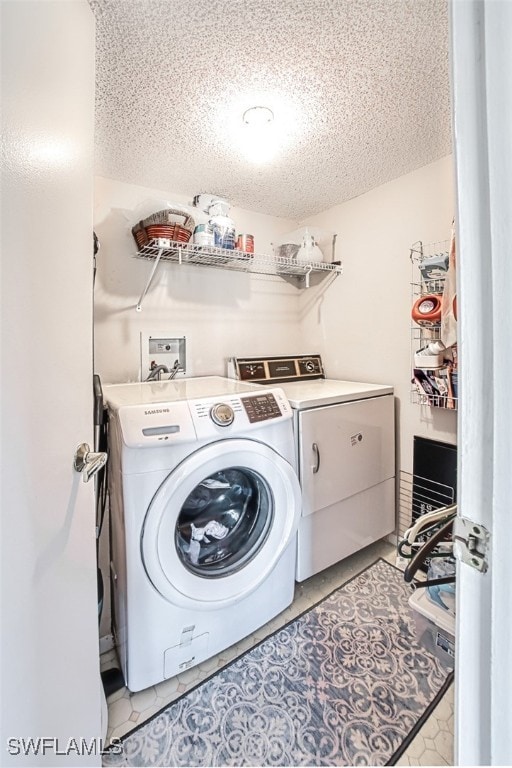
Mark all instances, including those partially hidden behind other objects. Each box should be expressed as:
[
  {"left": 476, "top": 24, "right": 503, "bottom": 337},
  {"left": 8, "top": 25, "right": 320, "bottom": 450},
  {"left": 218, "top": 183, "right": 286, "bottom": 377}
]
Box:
[{"left": 210, "top": 403, "right": 235, "bottom": 427}]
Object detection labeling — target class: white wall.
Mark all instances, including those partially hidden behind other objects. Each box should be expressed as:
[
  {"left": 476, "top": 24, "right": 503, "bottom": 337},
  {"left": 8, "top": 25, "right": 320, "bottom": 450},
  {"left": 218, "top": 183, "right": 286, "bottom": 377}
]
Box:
[
  {"left": 93, "top": 177, "right": 302, "bottom": 384},
  {"left": 299, "top": 155, "right": 457, "bottom": 477}
]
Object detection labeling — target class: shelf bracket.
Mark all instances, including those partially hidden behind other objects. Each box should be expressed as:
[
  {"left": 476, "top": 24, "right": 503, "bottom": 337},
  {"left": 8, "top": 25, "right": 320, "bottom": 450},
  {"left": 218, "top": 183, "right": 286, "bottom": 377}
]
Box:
[{"left": 136, "top": 247, "right": 164, "bottom": 312}]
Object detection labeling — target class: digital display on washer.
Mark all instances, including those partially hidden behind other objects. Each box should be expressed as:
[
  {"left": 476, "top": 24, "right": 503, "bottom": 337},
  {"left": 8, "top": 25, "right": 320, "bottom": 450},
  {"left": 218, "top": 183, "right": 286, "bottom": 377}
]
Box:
[{"left": 241, "top": 393, "right": 281, "bottom": 422}]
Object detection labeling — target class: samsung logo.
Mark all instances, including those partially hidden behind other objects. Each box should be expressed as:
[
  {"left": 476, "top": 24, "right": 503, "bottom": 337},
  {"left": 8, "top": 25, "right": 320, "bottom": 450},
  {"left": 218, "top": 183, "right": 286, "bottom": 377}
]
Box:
[{"left": 144, "top": 407, "right": 170, "bottom": 416}]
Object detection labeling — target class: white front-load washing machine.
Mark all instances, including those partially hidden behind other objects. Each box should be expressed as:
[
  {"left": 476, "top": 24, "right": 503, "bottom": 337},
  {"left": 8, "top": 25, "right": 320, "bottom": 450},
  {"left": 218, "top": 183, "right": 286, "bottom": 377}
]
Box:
[{"left": 103, "top": 376, "right": 301, "bottom": 693}]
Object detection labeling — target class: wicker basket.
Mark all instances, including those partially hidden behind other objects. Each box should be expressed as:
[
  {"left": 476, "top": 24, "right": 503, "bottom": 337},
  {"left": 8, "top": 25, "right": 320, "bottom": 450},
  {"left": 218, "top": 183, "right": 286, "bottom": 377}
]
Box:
[{"left": 132, "top": 208, "right": 195, "bottom": 249}]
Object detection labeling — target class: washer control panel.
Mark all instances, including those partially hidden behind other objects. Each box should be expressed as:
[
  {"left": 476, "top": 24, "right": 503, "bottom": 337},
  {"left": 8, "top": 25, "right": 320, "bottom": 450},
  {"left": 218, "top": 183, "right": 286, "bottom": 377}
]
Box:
[
  {"left": 241, "top": 393, "right": 282, "bottom": 423},
  {"left": 190, "top": 388, "right": 292, "bottom": 439}
]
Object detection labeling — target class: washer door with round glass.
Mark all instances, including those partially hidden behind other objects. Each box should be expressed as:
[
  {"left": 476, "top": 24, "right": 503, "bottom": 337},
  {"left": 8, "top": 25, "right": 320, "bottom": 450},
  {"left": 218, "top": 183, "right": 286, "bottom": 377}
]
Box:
[{"left": 141, "top": 438, "right": 301, "bottom": 608}]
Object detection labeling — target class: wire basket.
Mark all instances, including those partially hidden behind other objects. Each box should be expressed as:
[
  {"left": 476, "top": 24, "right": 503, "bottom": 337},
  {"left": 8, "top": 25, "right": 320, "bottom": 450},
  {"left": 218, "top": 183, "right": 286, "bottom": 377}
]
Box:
[{"left": 132, "top": 208, "right": 195, "bottom": 249}]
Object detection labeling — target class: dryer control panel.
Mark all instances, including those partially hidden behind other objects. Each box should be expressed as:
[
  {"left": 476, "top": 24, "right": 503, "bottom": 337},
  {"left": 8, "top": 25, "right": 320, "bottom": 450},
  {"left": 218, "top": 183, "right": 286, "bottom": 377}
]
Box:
[{"left": 228, "top": 354, "right": 325, "bottom": 384}]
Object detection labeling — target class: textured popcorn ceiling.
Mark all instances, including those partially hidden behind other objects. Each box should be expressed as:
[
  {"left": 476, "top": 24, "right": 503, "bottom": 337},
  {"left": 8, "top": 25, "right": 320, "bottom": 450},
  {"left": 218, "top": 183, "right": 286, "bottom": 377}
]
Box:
[{"left": 90, "top": 0, "right": 451, "bottom": 219}]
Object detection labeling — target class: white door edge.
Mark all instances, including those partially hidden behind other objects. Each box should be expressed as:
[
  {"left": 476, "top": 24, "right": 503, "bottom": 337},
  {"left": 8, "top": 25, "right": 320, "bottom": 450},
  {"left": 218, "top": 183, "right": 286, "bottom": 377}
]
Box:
[{"left": 450, "top": 1, "right": 512, "bottom": 764}]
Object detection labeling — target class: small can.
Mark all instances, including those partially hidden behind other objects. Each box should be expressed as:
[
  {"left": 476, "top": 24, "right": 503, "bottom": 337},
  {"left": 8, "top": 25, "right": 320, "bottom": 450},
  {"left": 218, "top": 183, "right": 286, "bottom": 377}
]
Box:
[
  {"left": 193, "top": 223, "right": 215, "bottom": 247},
  {"left": 236, "top": 234, "right": 254, "bottom": 253}
]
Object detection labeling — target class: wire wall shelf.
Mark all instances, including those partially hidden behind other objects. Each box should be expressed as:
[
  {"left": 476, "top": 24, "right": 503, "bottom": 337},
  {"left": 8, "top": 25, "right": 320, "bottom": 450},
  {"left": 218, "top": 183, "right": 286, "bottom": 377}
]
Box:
[
  {"left": 410, "top": 240, "right": 450, "bottom": 293},
  {"left": 133, "top": 239, "right": 343, "bottom": 310},
  {"left": 410, "top": 239, "right": 450, "bottom": 262},
  {"left": 410, "top": 388, "right": 457, "bottom": 409},
  {"left": 409, "top": 239, "right": 458, "bottom": 411},
  {"left": 410, "top": 324, "right": 458, "bottom": 409}
]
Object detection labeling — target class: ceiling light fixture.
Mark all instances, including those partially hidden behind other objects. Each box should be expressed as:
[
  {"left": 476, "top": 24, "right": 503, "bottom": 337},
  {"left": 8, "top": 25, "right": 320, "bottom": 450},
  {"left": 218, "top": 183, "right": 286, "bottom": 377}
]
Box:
[
  {"left": 240, "top": 106, "right": 276, "bottom": 163},
  {"left": 242, "top": 106, "right": 274, "bottom": 126}
]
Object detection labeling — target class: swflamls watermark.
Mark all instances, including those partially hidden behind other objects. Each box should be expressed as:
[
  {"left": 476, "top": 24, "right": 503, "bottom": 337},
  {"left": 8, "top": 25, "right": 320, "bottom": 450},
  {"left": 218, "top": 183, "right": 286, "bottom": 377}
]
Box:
[{"left": 6, "top": 736, "right": 123, "bottom": 757}]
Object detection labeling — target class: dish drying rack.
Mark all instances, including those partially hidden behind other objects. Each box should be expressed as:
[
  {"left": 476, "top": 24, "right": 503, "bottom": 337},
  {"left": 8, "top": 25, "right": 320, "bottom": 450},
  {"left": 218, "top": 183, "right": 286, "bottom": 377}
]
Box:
[
  {"left": 133, "top": 239, "right": 342, "bottom": 310},
  {"left": 399, "top": 471, "right": 456, "bottom": 531},
  {"left": 409, "top": 240, "right": 458, "bottom": 410},
  {"left": 398, "top": 469, "right": 457, "bottom": 576}
]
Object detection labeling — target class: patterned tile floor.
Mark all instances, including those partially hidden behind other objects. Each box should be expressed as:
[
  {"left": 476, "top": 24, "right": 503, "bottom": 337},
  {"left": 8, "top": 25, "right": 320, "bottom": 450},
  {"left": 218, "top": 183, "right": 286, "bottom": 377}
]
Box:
[{"left": 101, "top": 539, "right": 454, "bottom": 765}]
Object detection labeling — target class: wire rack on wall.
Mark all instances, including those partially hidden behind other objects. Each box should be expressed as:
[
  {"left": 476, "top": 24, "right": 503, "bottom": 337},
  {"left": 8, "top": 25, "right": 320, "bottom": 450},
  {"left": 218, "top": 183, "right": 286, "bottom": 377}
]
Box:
[
  {"left": 410, "top": 240, "right": 450, "bottom": 285},
  {"left": 133, "top": 239, "right": 343, "bottom": 311},
  {"left": 409, "top": 240, "right": 458, "bottom": 411}
]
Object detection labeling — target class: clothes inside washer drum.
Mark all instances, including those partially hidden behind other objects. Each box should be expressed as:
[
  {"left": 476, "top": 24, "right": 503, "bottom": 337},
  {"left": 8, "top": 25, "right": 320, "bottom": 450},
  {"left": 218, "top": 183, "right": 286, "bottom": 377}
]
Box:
[{"left": 175, "top": 469, "right": 271, "bottom": 572}]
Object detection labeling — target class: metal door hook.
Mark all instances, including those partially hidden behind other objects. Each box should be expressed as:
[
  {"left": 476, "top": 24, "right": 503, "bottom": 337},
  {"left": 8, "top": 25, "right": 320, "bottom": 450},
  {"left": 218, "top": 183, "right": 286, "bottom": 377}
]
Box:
[{"left": 74, "top": 443, "right": 107, "bottom": 483}]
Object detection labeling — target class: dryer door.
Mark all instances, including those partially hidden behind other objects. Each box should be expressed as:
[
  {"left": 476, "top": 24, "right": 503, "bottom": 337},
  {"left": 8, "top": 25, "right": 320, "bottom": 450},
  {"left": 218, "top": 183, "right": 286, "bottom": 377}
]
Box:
[
  {"left": 141, "top": 438, "right": 301, "bottom": 608},
  {"left": 298, "top": 395, "right": 395, "bottom": 516}
]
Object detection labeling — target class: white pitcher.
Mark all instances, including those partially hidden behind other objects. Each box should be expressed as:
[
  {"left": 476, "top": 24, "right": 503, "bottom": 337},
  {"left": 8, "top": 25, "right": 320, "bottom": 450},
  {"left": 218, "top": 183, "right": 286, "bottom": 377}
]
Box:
[{"left": 296, "top": 230, "right": 324, "bottom": 263}]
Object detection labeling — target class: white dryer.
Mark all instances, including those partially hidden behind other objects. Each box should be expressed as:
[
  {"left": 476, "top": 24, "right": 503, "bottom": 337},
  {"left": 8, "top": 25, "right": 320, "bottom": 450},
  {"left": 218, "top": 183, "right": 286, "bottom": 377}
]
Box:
[
  {"left": 229, "top": 356, "right": 396, "bottom": 582},
  {"left": 103, "top": 376, "right": 301, "bottom": 692}
]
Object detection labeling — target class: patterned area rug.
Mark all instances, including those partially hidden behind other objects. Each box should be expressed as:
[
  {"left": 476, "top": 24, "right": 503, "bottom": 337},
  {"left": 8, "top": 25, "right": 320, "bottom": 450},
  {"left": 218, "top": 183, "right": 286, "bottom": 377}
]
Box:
[{"left": 103, "top": 559, "right": 453, "bottom": 766}]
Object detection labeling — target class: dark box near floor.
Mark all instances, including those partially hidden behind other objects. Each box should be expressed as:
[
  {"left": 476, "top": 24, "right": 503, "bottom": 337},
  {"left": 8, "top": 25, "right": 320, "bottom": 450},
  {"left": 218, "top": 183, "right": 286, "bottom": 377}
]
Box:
[{"left": 412, "top": 436, "right": 457, "bottom": 571}]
